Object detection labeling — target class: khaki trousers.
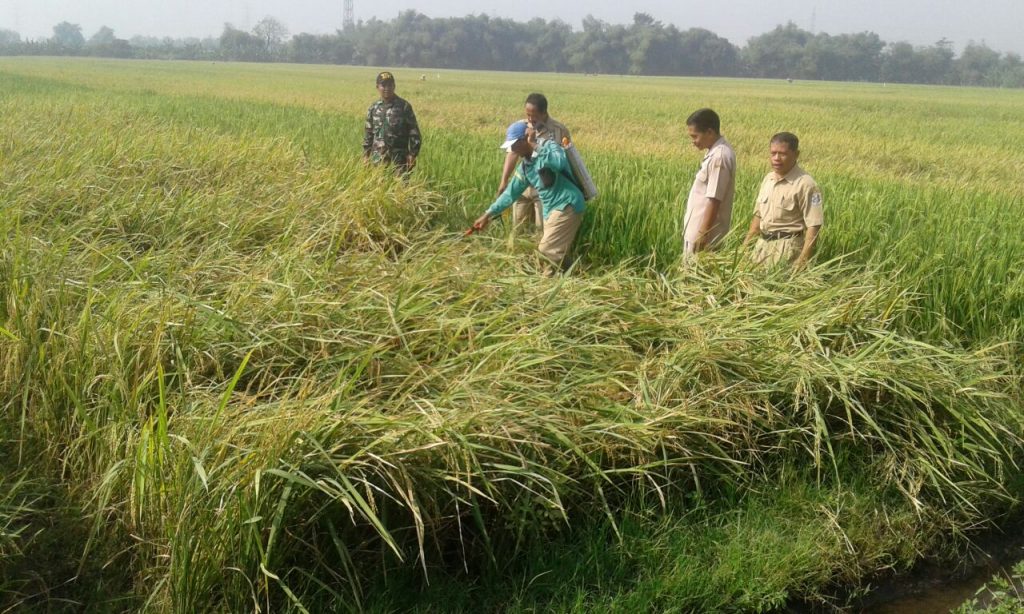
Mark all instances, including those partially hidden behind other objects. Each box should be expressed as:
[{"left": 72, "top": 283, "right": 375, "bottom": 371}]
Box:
[
  {"left": 752, "top": 235, "right": 804, "bottom": 267},
  {"left": 513, "top": 189, "right": 543, "bottom": 230},
  {"left": 537, "top": 208, "right": 582, "bottom": 274}
]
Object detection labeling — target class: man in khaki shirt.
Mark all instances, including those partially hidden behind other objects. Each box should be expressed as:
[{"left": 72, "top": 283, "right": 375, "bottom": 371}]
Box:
[
  {"left": 683, "top": 108, "right": 736, "bottom": 257},
  {"left": 743, "top": 132, "right": 823, "bottom": 268},
  {"left": 497, "top": 93, "right": 571, "bottom": 230}
]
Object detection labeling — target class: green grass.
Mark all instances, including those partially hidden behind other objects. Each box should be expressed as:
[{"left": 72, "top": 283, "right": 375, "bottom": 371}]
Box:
[
  {"left": 956, "top": 560, "right": 1024, "bottom": 614},
  {"left": 0, "top": 58, "right": 1023, "bottom": 612},
  {"left": 364, "top": 465, "right": 941, "bottom": 613}
]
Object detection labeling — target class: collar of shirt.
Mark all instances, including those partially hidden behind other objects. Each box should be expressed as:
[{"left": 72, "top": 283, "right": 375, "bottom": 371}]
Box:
[
  {"left": 703, "top": 136, "right": 727, "bottom": 161},
  {"left": 773, "top": 164, "right": 803, "bottom": 184}
]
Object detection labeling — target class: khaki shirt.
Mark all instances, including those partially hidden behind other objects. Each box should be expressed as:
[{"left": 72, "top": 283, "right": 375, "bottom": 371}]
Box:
[
  {"left": 683, "top": 137, "right": 736, "bottom": 245},
  {"left": 754, "top": 165, "right": 823, "bottom": 235},
  {"left": 534, "top": 117, "right": 571, "bottom": 145}
]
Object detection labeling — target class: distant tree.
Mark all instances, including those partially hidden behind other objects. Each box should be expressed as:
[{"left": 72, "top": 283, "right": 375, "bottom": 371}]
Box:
[
  {"left": 85, "top": 26, "right": 133, "bottom": 58},
  {"left": 289, "top": 33, "right": 328, "bottom": 64},
  {"left": 288, "top": 32, "right": 353, "bottom": 65},
  {"left": 880, "top": 42, "right": 921, "bottom": 83},
  {"left": 51, "top": 21, "right": 85, "bottom": 52},
  {"left": 956, "top": 42, "right": 1001, "bottom": 86},
  {"left": 88, "top": 26, "right": 117, "bottom": 47},
  {"left": 626, "top": 14, "right": 678, "bottom": 75},
  {"left": 220, "top": 23, "right": 262, "bottom": 61},
  {"left": 679, "top": 28, "right": 740, "bottom": 76},
  {"left": 388, "top": 11, "right": 440, "bottom": 68},
  {"left": 801, "top": 32, "right": 882, "bottom": 81},
  {"left": 0, "top": 28, "right": 21, "bottom": 46},
  {"left": 566, "top": 15, "right": 629, "bottom": 74},
  {"left": 632, "top": 13, "right": 660, "bottom": 28},
  {"left": 996, "top": 53, "right": 1024, "bottom": 87},
  {"left": 5, "top": 13, "right": 1024, "bottom": 89},
  {"left": 743, "top": 22, "right": 812, "bottom": 78},
  {"left": 252, "top": 16, "right": 288, "bottom": 59},
  {"left": 530, "top": 19, "right": 573, "bottom": 72},
  {"left": 350, "top": 18, "right": 390, "bottom": 66},
  {"left": 917, "top": 40, "right": 955, "bottom": 84}
]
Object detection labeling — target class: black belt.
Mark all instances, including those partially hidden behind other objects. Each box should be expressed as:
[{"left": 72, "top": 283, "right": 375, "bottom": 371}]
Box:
[{"left": 760, "top": 230, "right": 803, "bottom": 241}]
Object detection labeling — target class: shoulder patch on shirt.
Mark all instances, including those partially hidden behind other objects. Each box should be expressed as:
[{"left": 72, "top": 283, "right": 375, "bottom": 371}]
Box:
[{"left": 811, "top": 193, "right": 823, "bottom": 207}]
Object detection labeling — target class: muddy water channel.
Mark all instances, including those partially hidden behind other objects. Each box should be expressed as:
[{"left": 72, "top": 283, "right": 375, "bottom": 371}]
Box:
[{"left": 858, "top": 528, "right": 1024, "bottom": 613}]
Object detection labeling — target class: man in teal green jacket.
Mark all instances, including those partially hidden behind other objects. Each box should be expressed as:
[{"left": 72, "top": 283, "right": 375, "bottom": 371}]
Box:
[{"left": 473, "top": 121, "right": 586, "bottom": 274}]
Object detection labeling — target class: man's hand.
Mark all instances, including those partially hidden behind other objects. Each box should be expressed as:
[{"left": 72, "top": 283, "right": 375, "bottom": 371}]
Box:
[
  {"left": 743, "top": 216, "right": 762, "bottom": 248},
  {"left": 406, "top": 154, "right": 417, "bottom": 171},
  {"left": 473, "top": 212, "right": 492, "bottom": 231},
  {"left": 793, "top": 226, "right": 819, "bottom": 271},
  {"left": 695, "top": 198, "right": 721, "bottom": 252},
  {"left": 362, "top": 154, "right": 371, "bottom": 166}
]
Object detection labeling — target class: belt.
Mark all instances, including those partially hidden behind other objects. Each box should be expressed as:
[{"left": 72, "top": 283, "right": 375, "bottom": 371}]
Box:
[{"left": 760, "top": 230, "right": 803, "bottom": 241}]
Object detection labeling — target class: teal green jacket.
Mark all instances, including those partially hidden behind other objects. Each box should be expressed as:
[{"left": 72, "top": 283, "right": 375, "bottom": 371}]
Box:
[{"left": 486, "top": 139, "right": 586, "bottom": 220}]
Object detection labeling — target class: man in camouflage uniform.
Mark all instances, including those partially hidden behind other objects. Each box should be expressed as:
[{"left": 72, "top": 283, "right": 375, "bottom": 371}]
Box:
[
  {"left": 742, "top": 132, "right": 823, "bottom": 269},
  {"left": 362, "top": 71, "right": 422, "bottom": 176}
]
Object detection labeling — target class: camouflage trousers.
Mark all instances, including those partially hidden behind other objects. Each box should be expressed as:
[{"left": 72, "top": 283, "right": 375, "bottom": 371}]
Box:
[{"left": 372, "top": 150, "right": 413, "bottom": 177}]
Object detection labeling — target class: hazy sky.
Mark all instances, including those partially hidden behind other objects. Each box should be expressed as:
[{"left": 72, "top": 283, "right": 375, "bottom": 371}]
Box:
[{"left": 2, "top": 1, "right": 1022, "bottom": 55}]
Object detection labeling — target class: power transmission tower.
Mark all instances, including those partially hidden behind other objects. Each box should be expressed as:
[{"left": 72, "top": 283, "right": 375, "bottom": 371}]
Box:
[{"left": 344, "top": 0, "right": 355, "bottom": 31}]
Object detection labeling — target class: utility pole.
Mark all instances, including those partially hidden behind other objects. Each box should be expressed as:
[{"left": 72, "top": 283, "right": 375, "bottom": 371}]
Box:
[{"left": 343, "top": 0, "right": 355, "bottom": 31}]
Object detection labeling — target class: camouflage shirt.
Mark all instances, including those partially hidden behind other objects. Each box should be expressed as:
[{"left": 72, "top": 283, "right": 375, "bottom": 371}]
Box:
[{"left": 362, "top": 95, "right": 422, "bottom": 164}]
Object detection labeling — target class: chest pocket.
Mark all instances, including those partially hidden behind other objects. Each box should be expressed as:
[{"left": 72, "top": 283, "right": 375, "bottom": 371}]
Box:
[
  {"left": 696, "top": 166, "right": 709, "bottom": 184},
  {"left": 777, "top": 195, "right": 797, "bottom": 212}
]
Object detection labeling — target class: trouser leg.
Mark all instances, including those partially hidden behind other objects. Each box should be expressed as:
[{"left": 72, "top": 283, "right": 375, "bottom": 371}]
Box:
[
  {"left": 512, "top": 193, "right": 542, "bottom": 231},
  {"left": 752, "top": 236, "right": 804, "bottom": 267},
  {"left": 512, "top": 197, "right": 534, "bottom": 228},
  {"left": 537, "top": 208, "right": 582, "bottom": 274}
]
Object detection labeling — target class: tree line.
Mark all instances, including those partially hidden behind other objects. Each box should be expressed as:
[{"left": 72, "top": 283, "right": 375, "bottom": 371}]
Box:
[{"left": 2, "top": 12, "right": 1024, "bottom": 88}]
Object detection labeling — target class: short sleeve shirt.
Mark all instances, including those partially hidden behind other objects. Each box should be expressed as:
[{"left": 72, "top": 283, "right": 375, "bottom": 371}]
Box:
[
  {"left": 683, "top": 137, "right": 737, "bottom": 244},
  {"left": 534, "top": 117, "right": 571, "bottom": 146},
  {"left": 754, "top": 166, "right": 823, "bottom": 235}
]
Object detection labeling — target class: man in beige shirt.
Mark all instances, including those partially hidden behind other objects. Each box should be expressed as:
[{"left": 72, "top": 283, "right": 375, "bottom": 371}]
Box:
[
  {"left": 683, "top": 108, "right": 736, "bottom": 257},
  {"left": 743, "top": 132, "right": 824, "bottom": 268},
  {"left": 497, "top": 93, "right": 571, "bottom": 230}
]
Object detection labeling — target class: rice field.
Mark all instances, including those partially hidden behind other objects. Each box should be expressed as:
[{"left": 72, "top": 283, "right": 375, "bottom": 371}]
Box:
[{"left": 0, "top": 57, "right": 1023, "bottom": 612}]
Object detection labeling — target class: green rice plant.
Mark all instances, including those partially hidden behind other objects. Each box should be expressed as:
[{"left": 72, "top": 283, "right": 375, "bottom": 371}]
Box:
[
  {"left": 5, "top": 58, "right": 1022, "bottom": 342},
  {"left": 0, "top": 474, "right": 36, "bottom": 566},
  {"left": 1, "top": 60, "right": 1023, "bottom": 611}
]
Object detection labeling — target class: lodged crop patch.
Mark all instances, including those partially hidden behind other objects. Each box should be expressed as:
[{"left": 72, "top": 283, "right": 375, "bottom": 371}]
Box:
[{"left": 1, "top": 61, "right": 1023, "bottom": 611}]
